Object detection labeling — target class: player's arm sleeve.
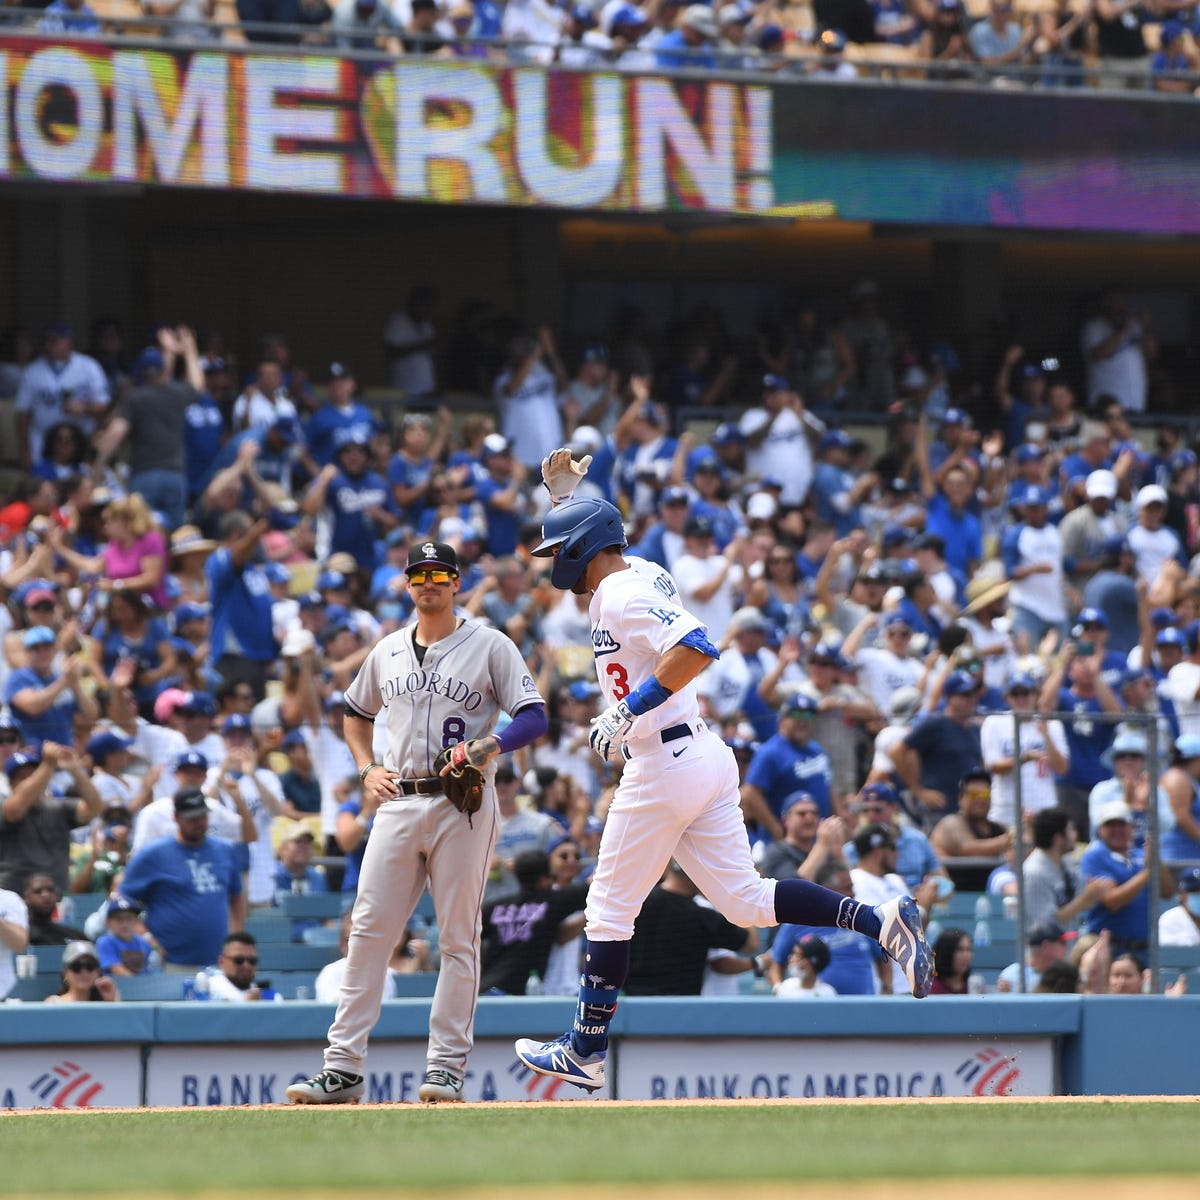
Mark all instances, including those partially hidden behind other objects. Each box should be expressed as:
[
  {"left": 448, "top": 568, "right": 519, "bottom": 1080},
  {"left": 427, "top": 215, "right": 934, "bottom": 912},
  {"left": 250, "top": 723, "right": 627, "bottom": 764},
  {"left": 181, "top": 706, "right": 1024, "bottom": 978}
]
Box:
[{"left": 344, "top": 644, "right": 384, "bottom": 719}]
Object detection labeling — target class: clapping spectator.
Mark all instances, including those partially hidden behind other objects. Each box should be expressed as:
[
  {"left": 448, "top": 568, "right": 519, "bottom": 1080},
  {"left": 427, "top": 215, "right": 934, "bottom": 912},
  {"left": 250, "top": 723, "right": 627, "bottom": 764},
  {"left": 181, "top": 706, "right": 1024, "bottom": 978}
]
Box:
[
  {"left": 758, "top": 792, "right": 846, "bottom": 882},
  {"left": 0, "top": 746, "right": 103, "bottom": 895},
  {"left": 1078, "top": 799, "right": 1174, "bottom": 958}
]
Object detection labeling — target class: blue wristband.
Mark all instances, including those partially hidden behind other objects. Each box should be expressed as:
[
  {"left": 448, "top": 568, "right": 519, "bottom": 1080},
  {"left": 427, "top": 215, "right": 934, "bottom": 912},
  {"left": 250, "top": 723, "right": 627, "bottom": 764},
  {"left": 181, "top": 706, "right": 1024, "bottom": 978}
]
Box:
[{"left": 625, "top": 676, "right": 672, "bottom": 717}]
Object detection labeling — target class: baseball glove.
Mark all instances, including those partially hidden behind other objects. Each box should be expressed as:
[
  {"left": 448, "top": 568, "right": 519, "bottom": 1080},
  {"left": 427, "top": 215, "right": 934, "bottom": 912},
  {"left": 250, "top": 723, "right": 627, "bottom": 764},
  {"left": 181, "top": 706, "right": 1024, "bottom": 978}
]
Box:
[{"left": 435, "top": 746, "right": 485, "bottom": 826}]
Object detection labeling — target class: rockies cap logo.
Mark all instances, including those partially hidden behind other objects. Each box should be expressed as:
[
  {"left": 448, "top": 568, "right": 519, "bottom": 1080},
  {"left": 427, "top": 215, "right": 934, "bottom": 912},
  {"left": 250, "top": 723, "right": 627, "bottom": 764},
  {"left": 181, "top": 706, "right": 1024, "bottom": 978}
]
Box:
[{"left": 422, "top": 542, "right": 436, "bottom": 557}]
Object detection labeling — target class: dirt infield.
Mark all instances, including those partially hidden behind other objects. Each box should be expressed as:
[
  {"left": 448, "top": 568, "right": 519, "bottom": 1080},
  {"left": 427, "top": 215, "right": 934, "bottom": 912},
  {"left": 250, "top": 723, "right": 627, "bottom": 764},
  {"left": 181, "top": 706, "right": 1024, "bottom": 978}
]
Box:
[{"left": 5, "top": 1093, "right": 1199, "bottom": 1115}]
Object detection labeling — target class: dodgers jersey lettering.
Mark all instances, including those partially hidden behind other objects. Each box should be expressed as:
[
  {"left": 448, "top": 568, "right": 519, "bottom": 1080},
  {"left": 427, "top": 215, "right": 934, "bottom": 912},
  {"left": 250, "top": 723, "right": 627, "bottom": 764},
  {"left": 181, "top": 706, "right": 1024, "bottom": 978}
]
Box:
[
  {"left": 591, "top": 556, "right": 705, "bottom": 744},
  {"left": 345, "top": 616, "right": 542, "bottom": 777}
]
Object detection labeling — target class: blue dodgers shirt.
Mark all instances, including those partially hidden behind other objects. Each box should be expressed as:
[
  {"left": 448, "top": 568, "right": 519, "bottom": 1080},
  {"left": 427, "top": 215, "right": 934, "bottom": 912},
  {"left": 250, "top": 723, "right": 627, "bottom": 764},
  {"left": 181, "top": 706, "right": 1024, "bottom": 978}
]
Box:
[
  {"left": 206, "top": 546, "right": 277, "bottom": 663},
  {"left": 771, "top": 922, "right": 881, "bottom": 996},
  {"left": 305, "top": 403, "right": 375, "bottom": 468},
  {"left": 925, "top": 493, "right": 982, "bottom": 575},
  {"left": 325, "top": 468, "right": 390, "bottom": 567},
  {"left": 119, "top": 836, "right": 242, "bottom": 966},
  {"left": 184, "top": 393, "right": 225, "bottom": 497},
  {"left": 1078, "top": 840, "right": 1149, "bottom": 942},
  {"left": 2, "top": 666, "right": 76, "bottom": 746},
  {"left": 744, "top": 734, "right": 833, "bottom": 819},
  {"left": 1054, "top": 688, "right": 1116, "bottom": 790}
]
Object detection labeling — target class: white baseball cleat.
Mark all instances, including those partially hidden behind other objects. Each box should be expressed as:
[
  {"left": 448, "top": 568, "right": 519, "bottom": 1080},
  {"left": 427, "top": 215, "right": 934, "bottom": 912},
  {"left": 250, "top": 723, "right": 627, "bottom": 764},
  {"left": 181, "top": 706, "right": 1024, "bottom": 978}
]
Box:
[
  {"left": 876, "top": 895, "right": 934, "bottom": 998},
  {"left": 515, "top": 1033, "right": 606, "bottom": 1093},
  {"left": 418, "top": 1069, "right": 465, "bottom": 1103},
  {"left": 286, "top": 1067, "right": 364, "bottom": 1104}
]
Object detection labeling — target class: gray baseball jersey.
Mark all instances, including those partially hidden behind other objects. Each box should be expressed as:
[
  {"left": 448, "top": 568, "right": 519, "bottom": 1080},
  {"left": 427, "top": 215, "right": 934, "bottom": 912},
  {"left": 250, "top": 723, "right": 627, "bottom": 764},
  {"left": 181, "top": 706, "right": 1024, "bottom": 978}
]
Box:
[{"left": 345, "top": 617, "right": 543, "bottom": 775}]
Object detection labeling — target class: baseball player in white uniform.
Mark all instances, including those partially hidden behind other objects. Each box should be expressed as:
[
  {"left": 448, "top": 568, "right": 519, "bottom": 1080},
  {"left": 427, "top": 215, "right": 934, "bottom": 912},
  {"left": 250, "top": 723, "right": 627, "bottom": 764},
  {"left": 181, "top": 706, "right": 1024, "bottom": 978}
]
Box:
[
  {"left": 514, "top": 454, "right": 933, "bottom": 1093},
  {"left": 287, "top": 540, "right": 547, "bottom": 1105}
]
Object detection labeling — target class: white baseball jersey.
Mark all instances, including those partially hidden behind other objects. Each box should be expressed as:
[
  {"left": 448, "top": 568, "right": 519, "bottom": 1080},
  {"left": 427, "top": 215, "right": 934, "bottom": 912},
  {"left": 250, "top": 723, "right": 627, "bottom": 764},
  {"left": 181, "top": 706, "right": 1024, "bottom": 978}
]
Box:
[
  {"left": 131, "top": 794, "right": 245, "bottom": 852},
  {"left": 589, "top": 558, "right": 706, "bottom": 747},
  {"left": 345, "top": 616, "right": 543, "bottom": 777},
  {"left": 854, "top": 647, "right": 924, "bottom": 713},
  {"left": 980, "top": 713, "right": 1068, "bottom": 826},
  {"left": 0, "top": 887, "right": 28, "bottom": 1001}
]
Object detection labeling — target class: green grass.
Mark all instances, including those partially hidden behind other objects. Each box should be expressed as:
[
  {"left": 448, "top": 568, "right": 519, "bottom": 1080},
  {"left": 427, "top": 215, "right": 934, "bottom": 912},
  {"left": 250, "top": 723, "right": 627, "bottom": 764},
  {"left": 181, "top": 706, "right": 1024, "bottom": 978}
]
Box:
[{"left": 2, "top": 1103, "right": 1198, "bottom": 1194}]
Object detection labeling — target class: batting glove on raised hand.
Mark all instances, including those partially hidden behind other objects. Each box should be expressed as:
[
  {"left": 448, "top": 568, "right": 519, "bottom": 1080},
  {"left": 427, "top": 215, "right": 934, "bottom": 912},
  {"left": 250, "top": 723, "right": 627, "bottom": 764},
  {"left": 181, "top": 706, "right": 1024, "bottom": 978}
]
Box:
[
  {"left": 589, "top": 699, "right": 636, "bottom": 762},
  {"left": 541, "top": 447, "right": 593, "bottom": 505}
]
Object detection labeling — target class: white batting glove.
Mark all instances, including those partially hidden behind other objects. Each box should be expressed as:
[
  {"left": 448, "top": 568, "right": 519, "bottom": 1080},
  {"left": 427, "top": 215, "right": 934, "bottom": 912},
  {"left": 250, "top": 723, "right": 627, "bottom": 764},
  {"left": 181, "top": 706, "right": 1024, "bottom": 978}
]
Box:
[
  {"left": 589, "top": 699, "right": 636, "bottom": 762},
  {"left": 541, "top": 447, "right": 593, "bottom": 505}
]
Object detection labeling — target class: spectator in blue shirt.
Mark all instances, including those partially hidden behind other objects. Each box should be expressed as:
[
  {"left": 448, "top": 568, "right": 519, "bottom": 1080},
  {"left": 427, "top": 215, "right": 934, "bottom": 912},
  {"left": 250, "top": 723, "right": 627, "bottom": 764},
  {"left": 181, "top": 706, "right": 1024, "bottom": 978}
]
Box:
[
  {"left": 768, "top": 860, "right": 883, "bottom": 995},
  {"left": 740, "top": 693, "right": 834, "bottom": 844},
  {"left": 475, "top": 434, "right": 528, "bottom": 557},
  {"left": 119, "top": 788, "right": 245, "bottom": 970},
  {"left": 205, "top": 512, "right": 278, "bottom": 701},
  {"left": 917, "top": 419, "right": 982, "bottom": 578},
  {"left": 654, "top": 4, "right": 719, "bottom": 69},
  {"left": 38, "top": 0, "right": 101, "bottom": 34},
  {"left": 302, "top": 436, "right": 394, "bottom": 570},
  {"left": 272, "top": 822, "right": 329, "bottom": 940},
  {"left": 811, "top": 429, "right": 877, "bottom": 536},
  {"left": 890, "top": 671, "right": 983, "bottom": 828},
  {"left": 1078, "top": 799, "right": 1172, "bottom": 958},
  {"left": 304, "top": 363, "right": 375, "bottom": 468},
  {"left": 1038, "top": 641, "right": 1124, "bottom": 838},
  {"left": 3, "top": 627, "right": 98, "bottom": 748}
]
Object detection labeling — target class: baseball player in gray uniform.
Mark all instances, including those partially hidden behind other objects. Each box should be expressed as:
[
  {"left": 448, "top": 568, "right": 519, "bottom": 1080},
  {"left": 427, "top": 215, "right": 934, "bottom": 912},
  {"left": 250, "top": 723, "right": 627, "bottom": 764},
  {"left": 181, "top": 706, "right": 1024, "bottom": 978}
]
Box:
[
  {"left": 514, "top": 454, "right": 933, "bottom": 1093},
  {"left": 288, "top": 540, "right": 547, "bottom": 1105}
]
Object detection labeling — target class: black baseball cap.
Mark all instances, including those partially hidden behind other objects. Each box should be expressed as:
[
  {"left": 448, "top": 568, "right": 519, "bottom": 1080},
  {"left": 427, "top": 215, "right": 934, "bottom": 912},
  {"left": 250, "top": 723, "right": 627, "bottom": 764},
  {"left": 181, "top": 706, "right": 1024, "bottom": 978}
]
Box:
[
  {"left": 406, "top": 541, "right": 460, "bottom": 574},
  {"left": 853, "top": 823, "right": 896, "bottom": 857},
  {"left": 173, "top": 787, "right": 208, "bottom": 817}
]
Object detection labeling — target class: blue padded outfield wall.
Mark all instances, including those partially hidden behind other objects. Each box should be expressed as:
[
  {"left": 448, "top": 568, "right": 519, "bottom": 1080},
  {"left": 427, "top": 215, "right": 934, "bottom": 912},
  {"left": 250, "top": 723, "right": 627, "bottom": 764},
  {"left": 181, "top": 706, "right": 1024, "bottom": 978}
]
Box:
[{"left": 1, "top": 996, "right": 1196, "bottom": 1106}]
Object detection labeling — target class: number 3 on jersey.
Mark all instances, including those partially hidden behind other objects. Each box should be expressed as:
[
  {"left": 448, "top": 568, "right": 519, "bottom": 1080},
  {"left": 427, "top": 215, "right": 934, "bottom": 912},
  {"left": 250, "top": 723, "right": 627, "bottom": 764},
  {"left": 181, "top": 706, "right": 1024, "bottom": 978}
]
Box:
[{"left": 605, "top": 662, "right": 629, "bottom": 699}]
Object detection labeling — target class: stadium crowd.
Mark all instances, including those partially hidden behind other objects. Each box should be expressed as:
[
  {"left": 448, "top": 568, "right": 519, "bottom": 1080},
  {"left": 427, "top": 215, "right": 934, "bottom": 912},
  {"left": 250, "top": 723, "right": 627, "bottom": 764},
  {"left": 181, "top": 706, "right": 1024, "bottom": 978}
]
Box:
[
  {"left": 1, "top": 278, "right": 1200, "bottom": 1007},
  {"left": 3, "top": 0, "right": 1199, "bottom": 91}
]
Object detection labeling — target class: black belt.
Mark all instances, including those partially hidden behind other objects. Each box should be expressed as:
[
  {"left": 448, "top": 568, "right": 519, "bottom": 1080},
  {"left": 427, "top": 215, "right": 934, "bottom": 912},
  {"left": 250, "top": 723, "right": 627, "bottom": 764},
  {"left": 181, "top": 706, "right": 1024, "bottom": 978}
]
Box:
[
  {"left": 396, "top": 777, "right": 443, "bottom": 796},
  {"left": 623, "top": 723, "right": 695, "bottom": 761}
]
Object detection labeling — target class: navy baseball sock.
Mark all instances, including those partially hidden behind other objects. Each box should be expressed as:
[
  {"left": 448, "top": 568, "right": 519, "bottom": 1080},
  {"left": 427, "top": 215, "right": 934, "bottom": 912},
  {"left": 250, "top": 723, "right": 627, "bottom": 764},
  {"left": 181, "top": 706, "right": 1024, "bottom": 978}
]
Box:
[
  {"left": 774, "top": 879, "right": 883, "bottom": 939},
  {"left": 571, "top": 938, "right": 629, "bottom": 1057}
]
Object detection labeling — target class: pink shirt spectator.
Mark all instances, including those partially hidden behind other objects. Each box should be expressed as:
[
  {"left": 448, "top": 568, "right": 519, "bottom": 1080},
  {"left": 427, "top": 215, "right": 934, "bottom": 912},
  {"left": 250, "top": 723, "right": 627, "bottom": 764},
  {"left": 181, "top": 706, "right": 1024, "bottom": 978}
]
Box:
[{"left": 103, "top": 530, "right": 169, "bottom": 609}]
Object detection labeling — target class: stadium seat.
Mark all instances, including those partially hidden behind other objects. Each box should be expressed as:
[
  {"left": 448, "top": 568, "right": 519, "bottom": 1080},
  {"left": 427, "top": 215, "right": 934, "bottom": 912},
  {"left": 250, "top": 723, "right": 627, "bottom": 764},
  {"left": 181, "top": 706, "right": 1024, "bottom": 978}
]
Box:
[
  {"left": 280, "top": 892, "right": 343, "bottom": 920},
  {"left": 389, "top": 973, "right": 438, "bottom": 998},
  {"left": 256, "top": 943, "right": 340, "bottom": 971},
  {"left": 8, "top": 976, "right": 62, "bottom": 1002},
  {"left": 244, "top": 914, "right": 300, "bottom": 944},
  {"left": 64, "top": 893, "right": 107, "bottom": 924},
  {"left": 116, "top": 974, "right": 191, "bottom": 1002},
  {"left": 31, "top": 945, "right": 66, "bottom": 973},
  {"left": 301, "top": 924, "right": 340, "bottom": 947}
]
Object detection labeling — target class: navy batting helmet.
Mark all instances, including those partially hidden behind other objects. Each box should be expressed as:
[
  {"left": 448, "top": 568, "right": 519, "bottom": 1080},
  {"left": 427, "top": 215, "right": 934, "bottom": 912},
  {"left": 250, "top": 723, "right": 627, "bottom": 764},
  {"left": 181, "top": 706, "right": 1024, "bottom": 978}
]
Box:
[
  {"left": 532, "top": 497, "right": 627, "bottom": 590},
  {"left": 796, "top": 933, "right": 831, "bottom": 975}
]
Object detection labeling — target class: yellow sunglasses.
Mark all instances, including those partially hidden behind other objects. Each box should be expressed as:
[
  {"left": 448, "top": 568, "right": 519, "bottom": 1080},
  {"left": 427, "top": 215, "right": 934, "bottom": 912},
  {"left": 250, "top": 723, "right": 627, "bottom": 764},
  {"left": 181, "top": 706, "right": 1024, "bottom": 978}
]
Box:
[{"left": 407, "top": 569, "right": 457, "bottom": 585}]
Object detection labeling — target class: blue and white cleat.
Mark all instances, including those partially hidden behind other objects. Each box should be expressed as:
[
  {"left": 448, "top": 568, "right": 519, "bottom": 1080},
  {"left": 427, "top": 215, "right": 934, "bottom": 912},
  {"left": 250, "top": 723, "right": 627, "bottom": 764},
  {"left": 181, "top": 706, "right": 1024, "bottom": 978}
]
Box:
[
  {"left": 514, "top": 1033, "right": 606, "bottom": 1093},
  {"left": 876, "top": 895, "right": 934, "bottom": 998}
]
